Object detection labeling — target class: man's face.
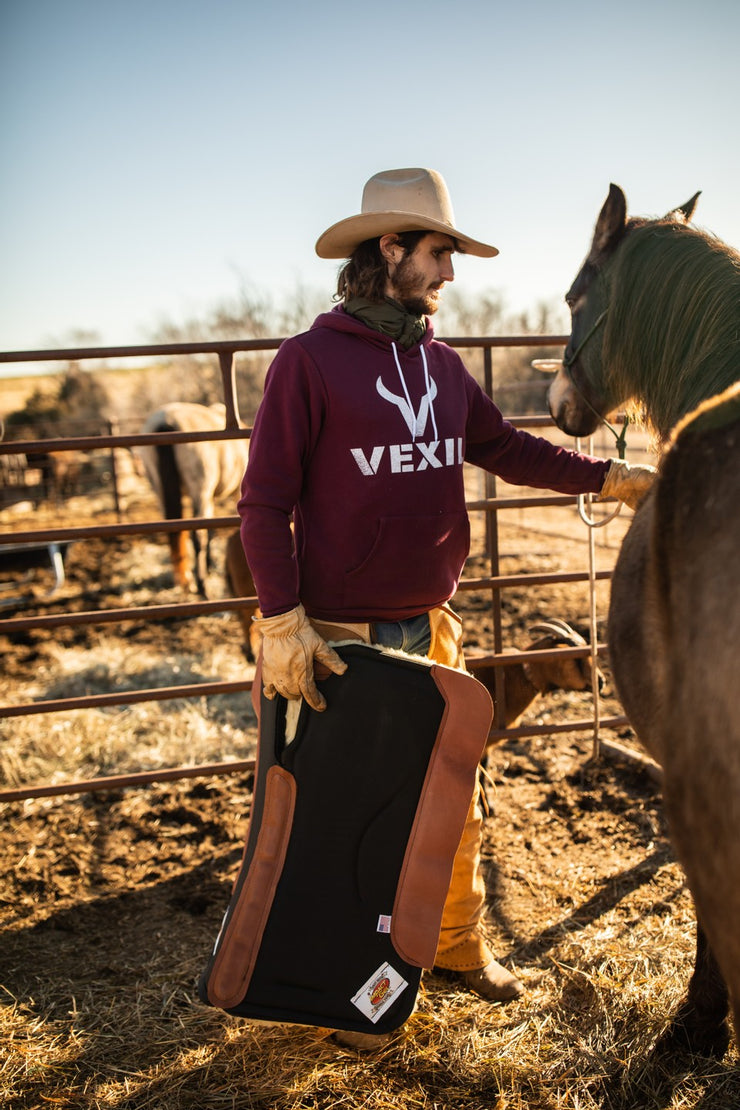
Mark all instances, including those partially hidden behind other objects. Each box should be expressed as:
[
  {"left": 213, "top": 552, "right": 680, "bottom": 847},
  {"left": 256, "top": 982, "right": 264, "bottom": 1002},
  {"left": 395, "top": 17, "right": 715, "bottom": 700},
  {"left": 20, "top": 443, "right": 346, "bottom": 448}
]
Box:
[{"left": 386, "top": 232, "right": 456, "bottom": 315}]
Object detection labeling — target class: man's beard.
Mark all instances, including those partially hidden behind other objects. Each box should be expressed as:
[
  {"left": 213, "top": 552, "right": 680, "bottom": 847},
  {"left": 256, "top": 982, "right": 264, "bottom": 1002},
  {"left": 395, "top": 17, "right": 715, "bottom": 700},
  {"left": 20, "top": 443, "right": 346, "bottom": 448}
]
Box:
[{"left": 390, "top": 257, "right": 443, "bottom": 316}]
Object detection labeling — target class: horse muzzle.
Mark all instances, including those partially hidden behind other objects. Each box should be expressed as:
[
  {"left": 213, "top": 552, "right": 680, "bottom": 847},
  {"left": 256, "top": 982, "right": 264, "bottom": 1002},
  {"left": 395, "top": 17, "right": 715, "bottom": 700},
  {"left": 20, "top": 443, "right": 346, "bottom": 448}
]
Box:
[{"left": 546, "top": 367, "right": 601, "bottom": 438}]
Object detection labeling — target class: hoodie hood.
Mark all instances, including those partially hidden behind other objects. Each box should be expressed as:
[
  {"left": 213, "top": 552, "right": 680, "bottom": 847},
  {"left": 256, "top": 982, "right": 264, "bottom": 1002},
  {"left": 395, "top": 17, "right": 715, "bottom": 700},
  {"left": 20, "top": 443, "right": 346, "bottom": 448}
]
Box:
[
  {"left": 310, "top": 304, "right": 436, "bottom": 352},
  {"left": 311, "top": 305, "right": 440, "bottom": 443}
]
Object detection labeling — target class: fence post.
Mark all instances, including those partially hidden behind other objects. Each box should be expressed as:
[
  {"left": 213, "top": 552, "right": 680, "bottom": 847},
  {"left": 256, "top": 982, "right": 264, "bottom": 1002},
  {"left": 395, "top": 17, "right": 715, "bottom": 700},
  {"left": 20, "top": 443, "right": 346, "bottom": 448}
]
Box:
[
  {"left": 107, "top": 419, "right": 122, "bottom": 520},
  {"left": 219, "top": 350, "right": 241, "bottom": 429},
  {"left": 483, "top": 346, "right": 507, "bottom": 729}
]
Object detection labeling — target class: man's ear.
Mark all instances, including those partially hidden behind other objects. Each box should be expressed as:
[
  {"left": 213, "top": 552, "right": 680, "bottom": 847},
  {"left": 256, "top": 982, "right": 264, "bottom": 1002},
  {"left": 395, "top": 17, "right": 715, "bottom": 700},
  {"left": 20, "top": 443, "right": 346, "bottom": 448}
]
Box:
[{"left": 379, "top": 234, "right": 402, "bottom": 265}]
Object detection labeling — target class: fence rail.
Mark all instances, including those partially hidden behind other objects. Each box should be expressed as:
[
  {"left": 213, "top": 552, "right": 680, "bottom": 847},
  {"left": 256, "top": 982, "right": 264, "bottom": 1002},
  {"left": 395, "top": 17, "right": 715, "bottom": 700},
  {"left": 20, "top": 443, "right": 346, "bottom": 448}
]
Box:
[{"left": 0, "top": 333, "right": 646, "bottom": 801}]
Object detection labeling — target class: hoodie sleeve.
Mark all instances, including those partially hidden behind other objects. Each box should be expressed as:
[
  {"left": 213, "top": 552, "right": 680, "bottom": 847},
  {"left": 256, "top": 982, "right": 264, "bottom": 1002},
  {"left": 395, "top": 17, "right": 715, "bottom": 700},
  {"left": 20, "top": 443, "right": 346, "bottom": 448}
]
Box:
[
  {"left": 237, "top": 338, "right": 328, "bottom": 617},
  {"left": 463, "top": 374, "right": 609, "bottom": 494}
]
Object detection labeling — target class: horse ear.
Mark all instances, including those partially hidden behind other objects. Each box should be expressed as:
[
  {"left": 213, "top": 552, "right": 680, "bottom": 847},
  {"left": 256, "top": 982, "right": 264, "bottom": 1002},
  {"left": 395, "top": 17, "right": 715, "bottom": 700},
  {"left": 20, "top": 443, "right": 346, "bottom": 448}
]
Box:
[
  {"left": 667, "top": 190, "right": 701, "bottom": 223},
  {"left": 588, "top": 183, "right": 627, "bottom": 262}
]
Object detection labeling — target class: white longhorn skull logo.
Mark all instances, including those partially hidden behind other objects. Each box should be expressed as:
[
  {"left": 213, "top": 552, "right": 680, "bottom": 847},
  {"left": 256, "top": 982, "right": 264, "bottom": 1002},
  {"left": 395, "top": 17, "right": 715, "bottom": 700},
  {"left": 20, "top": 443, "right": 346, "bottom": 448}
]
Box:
[{"left": 375, "top": 375, "right": 438, "bottom": 439}]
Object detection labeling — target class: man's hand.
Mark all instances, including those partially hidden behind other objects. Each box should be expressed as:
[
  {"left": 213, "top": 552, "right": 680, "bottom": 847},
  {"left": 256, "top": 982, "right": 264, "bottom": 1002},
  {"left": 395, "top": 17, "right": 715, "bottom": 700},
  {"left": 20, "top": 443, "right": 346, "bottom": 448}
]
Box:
[
  {"left": 598, "top": 458, "right": 657, "bottom": 510},
  {"left": 254, "top": 603, "right": 347, "bottom": 711}
]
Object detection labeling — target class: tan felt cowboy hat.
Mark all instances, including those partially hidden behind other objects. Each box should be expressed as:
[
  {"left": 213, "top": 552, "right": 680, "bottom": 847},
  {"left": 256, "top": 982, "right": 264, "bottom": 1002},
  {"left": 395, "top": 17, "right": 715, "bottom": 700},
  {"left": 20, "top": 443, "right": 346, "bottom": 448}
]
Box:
[{"left": 315, "top": 167, "right": 499, "bottom": 259}]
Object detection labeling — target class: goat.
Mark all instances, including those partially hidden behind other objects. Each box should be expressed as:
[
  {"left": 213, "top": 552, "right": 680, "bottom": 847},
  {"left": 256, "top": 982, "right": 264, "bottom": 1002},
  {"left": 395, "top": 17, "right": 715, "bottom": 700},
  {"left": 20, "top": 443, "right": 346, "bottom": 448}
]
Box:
[{"left": 466, "top": 618, "right": 603, "bottom": 746}]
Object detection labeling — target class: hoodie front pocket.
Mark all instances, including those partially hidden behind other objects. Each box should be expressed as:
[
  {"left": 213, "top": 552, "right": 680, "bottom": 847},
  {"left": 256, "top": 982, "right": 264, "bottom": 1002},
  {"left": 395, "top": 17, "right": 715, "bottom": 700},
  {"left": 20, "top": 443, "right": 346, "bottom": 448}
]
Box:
[{"left": 342, "top": 512, "right": 470, "bottom": 611}]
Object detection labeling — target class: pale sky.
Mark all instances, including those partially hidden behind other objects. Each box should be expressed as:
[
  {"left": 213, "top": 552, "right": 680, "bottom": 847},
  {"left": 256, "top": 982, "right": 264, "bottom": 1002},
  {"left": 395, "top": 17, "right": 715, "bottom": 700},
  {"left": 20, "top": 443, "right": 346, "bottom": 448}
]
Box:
[{"left": 1, "top": 0, "right": 738, "bottom": 362}]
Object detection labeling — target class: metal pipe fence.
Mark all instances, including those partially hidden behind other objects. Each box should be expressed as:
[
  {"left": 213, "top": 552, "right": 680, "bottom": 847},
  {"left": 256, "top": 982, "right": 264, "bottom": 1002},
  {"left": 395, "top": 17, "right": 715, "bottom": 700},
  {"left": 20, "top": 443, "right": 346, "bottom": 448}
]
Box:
[{"left": 0, "top": 334, "right": 638, "bottom": 801}]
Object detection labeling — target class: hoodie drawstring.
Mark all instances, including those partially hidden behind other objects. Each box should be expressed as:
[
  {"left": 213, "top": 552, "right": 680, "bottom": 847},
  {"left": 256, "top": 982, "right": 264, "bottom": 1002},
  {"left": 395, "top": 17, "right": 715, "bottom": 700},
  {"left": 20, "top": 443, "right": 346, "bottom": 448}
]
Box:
[
  {"left": 391, "top": 342, "right": 439, "bottom": 441},
  {"left": 420, "top": 345, "right": 438, "bottom": 441}
]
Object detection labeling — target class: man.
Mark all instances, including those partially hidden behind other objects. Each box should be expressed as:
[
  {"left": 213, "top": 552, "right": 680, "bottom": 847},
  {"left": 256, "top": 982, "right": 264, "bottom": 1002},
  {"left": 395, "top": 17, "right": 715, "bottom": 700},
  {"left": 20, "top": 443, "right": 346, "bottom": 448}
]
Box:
[{"left": 238, "top": 168, "right": 653, "bottom": 1045}]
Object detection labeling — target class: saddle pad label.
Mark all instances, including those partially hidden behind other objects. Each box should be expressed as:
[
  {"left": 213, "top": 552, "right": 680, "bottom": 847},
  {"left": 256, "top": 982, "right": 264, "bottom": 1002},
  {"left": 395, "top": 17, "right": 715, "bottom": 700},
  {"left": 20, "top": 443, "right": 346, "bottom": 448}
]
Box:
[
  {"left": 376, "top": 914, "right": 392, "bottom": 934},
  {"left": 351, "top": 962, "right": 408, "bottom": 1023}
]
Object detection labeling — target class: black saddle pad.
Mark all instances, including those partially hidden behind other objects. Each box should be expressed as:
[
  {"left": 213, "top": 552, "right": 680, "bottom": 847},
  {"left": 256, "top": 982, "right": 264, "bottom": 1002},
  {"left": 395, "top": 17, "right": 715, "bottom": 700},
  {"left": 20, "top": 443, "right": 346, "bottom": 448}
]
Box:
[{"left": 199, "top": 643, "right": 491, "bottom": 1034}]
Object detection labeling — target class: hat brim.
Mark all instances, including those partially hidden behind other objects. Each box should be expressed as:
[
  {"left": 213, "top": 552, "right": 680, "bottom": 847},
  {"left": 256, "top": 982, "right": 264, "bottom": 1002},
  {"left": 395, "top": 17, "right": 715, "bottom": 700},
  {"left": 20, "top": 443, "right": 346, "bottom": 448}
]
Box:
[{"left": 315, "top": 212, "right": 499, "bottom": 259}]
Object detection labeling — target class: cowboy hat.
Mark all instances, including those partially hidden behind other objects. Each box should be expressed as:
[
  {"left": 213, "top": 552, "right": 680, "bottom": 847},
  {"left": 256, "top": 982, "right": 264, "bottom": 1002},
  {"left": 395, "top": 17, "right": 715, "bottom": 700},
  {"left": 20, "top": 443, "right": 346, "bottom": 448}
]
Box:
[{"left": 315, "top": 168, "right": 499, "bottom": 259}]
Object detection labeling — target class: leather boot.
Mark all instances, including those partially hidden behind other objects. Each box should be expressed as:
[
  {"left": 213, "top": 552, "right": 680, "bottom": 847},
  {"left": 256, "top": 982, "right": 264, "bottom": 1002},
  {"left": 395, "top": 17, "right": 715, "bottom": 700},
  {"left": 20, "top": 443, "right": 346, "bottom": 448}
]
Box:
[
  {"left": 331, "top": 1029, "right": 393, "bottom": 1051},
  {"left": 462, "top": 958, "right": 524, "bottom": 1002}
]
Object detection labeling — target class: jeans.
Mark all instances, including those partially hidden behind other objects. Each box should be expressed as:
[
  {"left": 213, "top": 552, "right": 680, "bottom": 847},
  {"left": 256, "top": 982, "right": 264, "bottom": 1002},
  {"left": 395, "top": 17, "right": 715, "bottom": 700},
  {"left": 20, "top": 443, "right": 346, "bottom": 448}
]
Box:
[{"left": 372, "top": 613, "right": 431, "bottom": 657}]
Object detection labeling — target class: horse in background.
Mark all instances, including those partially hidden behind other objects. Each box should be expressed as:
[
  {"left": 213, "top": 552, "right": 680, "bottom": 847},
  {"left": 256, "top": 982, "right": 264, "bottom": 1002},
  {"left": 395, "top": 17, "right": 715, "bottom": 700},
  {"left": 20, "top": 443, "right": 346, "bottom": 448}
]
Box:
[
  {"left": 547, "top": 184, "right": 740, "bottom": 1057},
  {"left": 224, "top": 528, "right": 262, "bottom": 662},
  {"left": 36, "top": 450, "right": 87, "bottom": 504},
  {"left": 138, "top": 402, "right": 249, "bottom": 596}
]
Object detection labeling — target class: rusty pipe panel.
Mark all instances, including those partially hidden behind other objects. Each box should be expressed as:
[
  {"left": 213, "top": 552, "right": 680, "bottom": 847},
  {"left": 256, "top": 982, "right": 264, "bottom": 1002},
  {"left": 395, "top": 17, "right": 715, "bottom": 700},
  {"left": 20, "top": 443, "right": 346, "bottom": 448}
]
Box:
[
  {"left": 0, "top": 678, "right": 253, "bottom": 720},
  {"left": 0, "top": 595, "right": 258, "bottom": 634},
  {"left": 0, "top": 759, "right": 257, "bottom": 803},
  {"left": 0, "top": 514, "right": 239, "bottom": 547},
  {"left": 0, "top": 335, "right": 568, "bottom": 365}
]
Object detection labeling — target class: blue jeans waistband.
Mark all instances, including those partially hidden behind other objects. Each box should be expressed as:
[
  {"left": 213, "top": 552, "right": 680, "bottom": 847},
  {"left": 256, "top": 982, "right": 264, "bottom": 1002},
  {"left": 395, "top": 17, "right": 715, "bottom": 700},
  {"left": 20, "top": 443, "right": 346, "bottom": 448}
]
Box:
[{"left": 371, "top": 613, "right": 431, "bottom": 657}]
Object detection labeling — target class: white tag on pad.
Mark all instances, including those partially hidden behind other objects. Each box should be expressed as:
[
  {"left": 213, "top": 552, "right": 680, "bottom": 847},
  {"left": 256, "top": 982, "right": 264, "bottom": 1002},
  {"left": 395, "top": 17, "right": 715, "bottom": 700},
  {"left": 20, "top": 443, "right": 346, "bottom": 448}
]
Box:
[{"left": 351, "top": 962, "right": 409, "bottom": 1023}]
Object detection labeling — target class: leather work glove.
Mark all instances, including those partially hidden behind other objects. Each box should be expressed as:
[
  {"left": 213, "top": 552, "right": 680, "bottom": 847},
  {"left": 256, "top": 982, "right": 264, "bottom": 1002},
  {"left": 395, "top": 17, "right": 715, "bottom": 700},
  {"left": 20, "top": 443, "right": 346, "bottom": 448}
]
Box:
[
  {"left": 598, "top": 458, "right": 657, "bottom": 510},
  {"left": 254, "top": 603, "right": 347, "bottom": 712}
]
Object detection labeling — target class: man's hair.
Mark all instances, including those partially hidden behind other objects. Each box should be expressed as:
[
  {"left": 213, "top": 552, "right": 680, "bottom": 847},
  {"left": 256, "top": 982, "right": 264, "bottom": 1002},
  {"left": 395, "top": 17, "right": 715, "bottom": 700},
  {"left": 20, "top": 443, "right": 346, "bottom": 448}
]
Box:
[{"left": 335, "top": 230, "right": 429, "bottom": 303}]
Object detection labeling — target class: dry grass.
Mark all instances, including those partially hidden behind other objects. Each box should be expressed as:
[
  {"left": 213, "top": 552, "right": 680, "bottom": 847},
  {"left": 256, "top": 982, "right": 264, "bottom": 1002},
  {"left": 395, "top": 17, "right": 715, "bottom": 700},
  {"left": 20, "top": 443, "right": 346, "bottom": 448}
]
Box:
[
  {"left": 2, "top": 723, "right": 737, "bottom": 1108},
  {"left": 0, "top": 634, "right": 257, "bottom": 789},
  {"left": 2, "top": 472, "right": 738, "bottom": 1108},
  {"left": 2, "top": 889, "right": 738, "bottom": 1110},
  {"left": 0, "top": 530, "right": 258, "bottom": 792}
]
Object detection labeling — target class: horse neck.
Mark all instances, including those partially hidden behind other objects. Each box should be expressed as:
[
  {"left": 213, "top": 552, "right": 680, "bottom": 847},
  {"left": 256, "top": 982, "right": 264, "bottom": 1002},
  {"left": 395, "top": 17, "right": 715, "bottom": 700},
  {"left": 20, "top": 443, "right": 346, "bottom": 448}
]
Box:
[{"left": 603, "top": 223, "right": 740, "bottom": 441}]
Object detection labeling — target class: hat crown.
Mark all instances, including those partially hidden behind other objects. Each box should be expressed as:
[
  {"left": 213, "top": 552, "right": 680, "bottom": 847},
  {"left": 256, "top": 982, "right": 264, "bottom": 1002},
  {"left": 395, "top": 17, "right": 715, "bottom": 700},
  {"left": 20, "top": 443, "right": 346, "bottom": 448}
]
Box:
[
  {"left": 314, "top": 166, "right": 498, "bottom": 260},
  {"left": 361, "top": 168, "right": 455, "bottom": 229}
]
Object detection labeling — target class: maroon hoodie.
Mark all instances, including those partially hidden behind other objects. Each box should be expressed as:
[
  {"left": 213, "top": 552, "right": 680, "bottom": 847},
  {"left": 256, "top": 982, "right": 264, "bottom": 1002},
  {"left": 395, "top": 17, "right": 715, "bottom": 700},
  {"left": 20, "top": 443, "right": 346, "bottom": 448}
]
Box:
[{"left": 238, "top": 307, "right": 609, "bottom": 620}]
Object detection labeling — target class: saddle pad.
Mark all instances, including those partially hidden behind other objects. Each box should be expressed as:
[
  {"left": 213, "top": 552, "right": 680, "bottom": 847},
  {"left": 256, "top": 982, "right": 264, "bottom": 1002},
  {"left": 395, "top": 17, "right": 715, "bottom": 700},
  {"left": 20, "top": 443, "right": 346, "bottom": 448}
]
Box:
[{"left": 199, "top": 643, "right": 492, "bottom": 1034}]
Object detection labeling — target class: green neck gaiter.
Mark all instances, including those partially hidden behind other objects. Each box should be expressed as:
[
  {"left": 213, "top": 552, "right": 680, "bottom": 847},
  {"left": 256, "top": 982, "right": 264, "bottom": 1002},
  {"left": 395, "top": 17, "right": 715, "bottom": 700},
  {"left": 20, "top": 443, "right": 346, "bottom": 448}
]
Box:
[{"left": 345, "top": 297, "right": 427, "bottom": 350}]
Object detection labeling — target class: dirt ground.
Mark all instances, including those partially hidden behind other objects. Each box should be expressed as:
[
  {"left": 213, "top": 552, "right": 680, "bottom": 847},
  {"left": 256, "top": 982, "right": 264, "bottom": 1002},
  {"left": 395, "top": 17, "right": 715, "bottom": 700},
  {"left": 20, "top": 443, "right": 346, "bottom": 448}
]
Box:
[{"left": 1, "top": 482, "right": 738, "bottom": 1109}]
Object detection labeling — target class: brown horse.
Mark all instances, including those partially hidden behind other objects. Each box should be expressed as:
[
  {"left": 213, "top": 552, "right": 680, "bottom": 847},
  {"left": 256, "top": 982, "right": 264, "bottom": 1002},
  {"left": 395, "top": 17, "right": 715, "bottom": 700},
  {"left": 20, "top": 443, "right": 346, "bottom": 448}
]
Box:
[
  {"left": 138, "top": 402, "right": 249, "bottom": 596},
  {"left": 546, "top": 185, "right": 740, "bottom": 1056}
]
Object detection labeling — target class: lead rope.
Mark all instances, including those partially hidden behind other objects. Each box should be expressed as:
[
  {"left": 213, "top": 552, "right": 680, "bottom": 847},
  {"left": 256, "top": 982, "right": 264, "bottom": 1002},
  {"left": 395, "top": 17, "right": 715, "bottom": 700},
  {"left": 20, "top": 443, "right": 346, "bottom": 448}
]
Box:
[
  {"left": 576, "top": 432, "right": 624, "bottom": 763},
  {"left": 562, "top": 303, "right": 629, "bottom": 760},
  {"left": 563, "top": 306, "right": 630, "bottom": 462}
]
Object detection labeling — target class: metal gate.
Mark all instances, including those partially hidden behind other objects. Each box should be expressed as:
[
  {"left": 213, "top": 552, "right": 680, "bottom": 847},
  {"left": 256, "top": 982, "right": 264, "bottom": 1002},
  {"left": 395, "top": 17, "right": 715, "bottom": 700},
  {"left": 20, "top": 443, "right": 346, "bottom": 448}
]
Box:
[{"left": 0, "top": 334, "right": 647, "bottom": 803}]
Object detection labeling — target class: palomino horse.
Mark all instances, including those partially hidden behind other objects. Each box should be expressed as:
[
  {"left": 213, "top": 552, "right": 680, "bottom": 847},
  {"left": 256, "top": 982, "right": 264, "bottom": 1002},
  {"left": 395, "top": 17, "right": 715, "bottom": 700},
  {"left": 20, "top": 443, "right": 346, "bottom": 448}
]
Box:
[
  {"left": 138, "top": 402, "right": 249, "bottom": 596},
  {"left": 546, "top": 185, "right": 740, "bottom": 1056}
]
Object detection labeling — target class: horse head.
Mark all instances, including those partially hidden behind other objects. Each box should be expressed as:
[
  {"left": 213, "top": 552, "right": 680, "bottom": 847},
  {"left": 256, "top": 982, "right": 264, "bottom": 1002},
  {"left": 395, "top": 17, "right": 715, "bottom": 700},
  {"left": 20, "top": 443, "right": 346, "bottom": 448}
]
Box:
[
  {"left": 544, "top": 184, "right": 702, "bottom": 439},
  {"left": 545, "top": 184, "right": 628, "bottom": 437}
]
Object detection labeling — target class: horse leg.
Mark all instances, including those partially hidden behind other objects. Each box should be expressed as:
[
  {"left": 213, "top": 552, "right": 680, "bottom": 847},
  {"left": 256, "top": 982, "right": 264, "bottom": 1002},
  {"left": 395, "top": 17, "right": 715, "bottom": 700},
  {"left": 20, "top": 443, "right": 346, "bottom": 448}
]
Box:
[
  {"left": 154, "top": 441, "right": 199, "bottom": 592},
  {"left": 190, "top": 527, "right": 209, "bottom": 598},
  {"left": 189, "top": 487, "right": 215, "bottom": 598},
  {"left": 169, "top": 532, "right": 196, "bottom": 593},
  {"left": 654, "top": 918, "right": 730, "bottom": 1058}
]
